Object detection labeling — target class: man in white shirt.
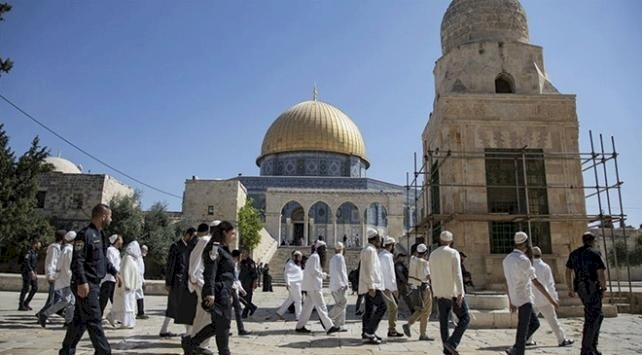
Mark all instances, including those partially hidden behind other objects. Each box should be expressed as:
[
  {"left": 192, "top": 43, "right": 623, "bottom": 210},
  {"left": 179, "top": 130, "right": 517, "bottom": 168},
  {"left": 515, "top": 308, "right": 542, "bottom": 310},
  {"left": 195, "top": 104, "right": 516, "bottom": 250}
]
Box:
[
  {"left": 275, "top": 250, "right": 304, "bottom": 320},
  {"left": 503, "top": 232, "right": 559, "bottom": 355},
  {"left": 379, "top": 236, "right": 403, "bottom": 337},
  {"left": 38, "top": 231, "right": 77, "bottom": 328},
  {"left": 36, "top": 229, "right": 65, "bottom": 318},
  {"left": 295, "top": 240, "right": 341, "bottom": 334},
  {"left": 100, "top": 234, "right": 122, "bottom": 315},
  {"left": 328, "top": 242, "right": 348, "bottom": 329},
  {"left": 527, "top": 246, "right": 574, "bottom": 347},
  {"left": 403, "top": 243, "right": 434, "bottom": 341},
  {"left": 429, "top": 231, "right": 470, "bottom": 355},
  {"left": 186, "top": 223, "right": 214, "bottom": 354},
  {"left": 359, "top": 228, "right": 387, "bottom": 344}
]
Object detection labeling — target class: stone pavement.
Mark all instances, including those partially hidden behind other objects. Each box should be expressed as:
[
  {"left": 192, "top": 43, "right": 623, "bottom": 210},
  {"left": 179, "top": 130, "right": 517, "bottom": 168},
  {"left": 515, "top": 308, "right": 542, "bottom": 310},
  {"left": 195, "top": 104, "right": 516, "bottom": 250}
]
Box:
[{"left": 1, "top": 289, "right": 641, "bottom": 355}]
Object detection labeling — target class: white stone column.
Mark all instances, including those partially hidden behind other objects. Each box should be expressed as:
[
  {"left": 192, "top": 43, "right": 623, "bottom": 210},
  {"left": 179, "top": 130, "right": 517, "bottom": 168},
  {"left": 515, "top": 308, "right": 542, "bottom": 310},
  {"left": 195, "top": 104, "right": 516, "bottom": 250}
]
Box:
[{"left": 303, "top": 211, "right": 309, "bottom": 246}]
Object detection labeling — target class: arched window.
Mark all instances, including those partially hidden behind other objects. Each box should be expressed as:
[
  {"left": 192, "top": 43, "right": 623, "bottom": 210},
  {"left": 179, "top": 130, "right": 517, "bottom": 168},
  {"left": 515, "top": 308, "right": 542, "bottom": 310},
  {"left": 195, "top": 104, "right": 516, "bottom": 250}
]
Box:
[{"left": 495, "top": 73, "right": 515, "bottom": 93}]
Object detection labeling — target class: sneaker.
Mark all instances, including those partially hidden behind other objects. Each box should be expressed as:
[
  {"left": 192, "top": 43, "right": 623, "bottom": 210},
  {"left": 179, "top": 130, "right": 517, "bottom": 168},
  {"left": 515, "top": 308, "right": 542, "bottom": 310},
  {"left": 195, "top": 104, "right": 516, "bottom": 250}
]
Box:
[
  {"left": 363, "top": 333, "right": 382, "bottom": 344},
  {"left": 559, "top": 339, "right": 574, "bottom": 347},
  {"left": 326, "top": 326, "right": 341, "bottom": 335},
  {"left": 444, "top": 342, "right": 460, "bottom": 355},
  {"left": 402, "top": 323, "right": 411, "bottom": 337},
  {"left": 18, "top": 305, "right": 29, "bottom": 311},
  {"left": 525, "top": 340, "right": 537, "bottom": 346},
  {"left": 295, "top": 327, "right": 311, "bottom": 333},
  {"left": 249, "top": 304, "right": 258, "bottom": 316},
  {"left": 238, "top": 330, "right": 251, "bottom": 336},
  {"left": 387, "top": 330, "right": 404, "bottom": 337},
  {"left": 418, "top": 335, "right": 435, "bottom": 341}
]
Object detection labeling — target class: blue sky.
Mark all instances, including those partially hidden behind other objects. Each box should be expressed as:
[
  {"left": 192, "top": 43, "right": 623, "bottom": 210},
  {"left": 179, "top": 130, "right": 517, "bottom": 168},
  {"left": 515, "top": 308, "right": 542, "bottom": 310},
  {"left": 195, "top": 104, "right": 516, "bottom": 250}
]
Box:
[{"left": 1, "top": 1, "right": 641, "bottom": 226}]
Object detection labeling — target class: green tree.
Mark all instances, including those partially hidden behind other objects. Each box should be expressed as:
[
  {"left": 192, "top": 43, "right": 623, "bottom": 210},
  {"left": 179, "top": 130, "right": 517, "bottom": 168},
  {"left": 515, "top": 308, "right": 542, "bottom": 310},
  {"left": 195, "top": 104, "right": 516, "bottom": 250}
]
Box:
[
  {"left": 0, "top": 3, "right": 14, "bottom": 76},
  {"left": 238, "top": 199, "right": 263, "bottom": 252},
  {"left": 140, "top": 202, "right": 178, "bottom": 278},
  {"left": 0, "top": 124, "right": 53, "bottom": 262},
  {"left": 108, "top": 192, "right": 144, "bottom": 242}
]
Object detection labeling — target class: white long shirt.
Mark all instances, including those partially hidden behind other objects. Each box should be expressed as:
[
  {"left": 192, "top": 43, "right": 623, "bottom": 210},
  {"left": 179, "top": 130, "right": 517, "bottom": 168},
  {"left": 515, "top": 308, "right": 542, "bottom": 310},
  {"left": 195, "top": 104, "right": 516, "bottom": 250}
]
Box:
[
  {"left": 102, "top": 245, "right": 121, "bottom": 284},
  {"left": 301, "top": 253, "right": 325, "bottom": 291},
  {"left": 329, "top": 253, "right": 348, "bottom": 292},
  {"left": 44, "top": 242, "right": 61, "bottom": 281},
  {"left": 532, "top": 258, "right": 559, "bottom": 307},
  {"left": 429, "top": 245, "right": 464, "bottom": 299},
  {"left": 358, "top": 243, "right": 384, "bottom": 294},
  {"left": 283, "top": 259, "right": 303, "bottom": 287},
  {"left": 503, "top": 249, "right": 536, "bottom": 307},
  {"left": 408, "top": 255, "right": 430, "bottom": 288},
  {"left": 54, "top": 243, "right": 73, "bottom": 290},
  {"left": 378, "top": 249, "right": 397, "bottom": 292},
  {"left": 188, "top": 236, "right": 211, "bottom": 292}
]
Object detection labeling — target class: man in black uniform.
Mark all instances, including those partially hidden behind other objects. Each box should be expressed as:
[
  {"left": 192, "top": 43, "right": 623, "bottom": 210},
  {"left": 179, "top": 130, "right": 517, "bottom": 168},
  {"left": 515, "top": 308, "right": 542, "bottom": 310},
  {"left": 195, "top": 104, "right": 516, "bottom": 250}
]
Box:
[
  {"left": 566, "top": 232, "right": 607, "bottom": 355},
  {"left": 239, "top": 250, "right": 258, "bottom": 318},
  {"left": 59, "top": 203, "right": 121, "bottom": 355},
  {"left": 183, "top": 221, "right": 236, "bottom": 355},
  {"left": 160, "top": 227, "right": 197, "bottom": 337},
  {"left": 19, "top": 239, "right": 42, "bottom": 311}
]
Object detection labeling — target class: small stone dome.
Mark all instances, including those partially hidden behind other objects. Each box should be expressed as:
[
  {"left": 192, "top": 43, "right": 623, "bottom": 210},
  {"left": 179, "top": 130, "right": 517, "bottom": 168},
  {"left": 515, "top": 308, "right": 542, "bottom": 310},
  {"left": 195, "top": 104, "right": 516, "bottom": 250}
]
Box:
[
  {"left": 257, "top": 99, "right": 369, "bottom": 167},
  {"left": 44, "top": 156, "right": 82, "bottom": 174},
  {"left": 441, "top": 0, "right": 529, "bottom": 54}
]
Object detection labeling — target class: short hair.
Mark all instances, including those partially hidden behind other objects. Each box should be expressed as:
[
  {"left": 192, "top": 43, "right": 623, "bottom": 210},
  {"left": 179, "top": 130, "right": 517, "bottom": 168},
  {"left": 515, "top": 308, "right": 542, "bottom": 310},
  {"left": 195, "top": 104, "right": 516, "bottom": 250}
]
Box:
[
  {"left": 92, "top": 203, "right": 110, "bottom": 219},
  {"left": 184, "top": 227, "right": 196, "bottom": 236},
  {"left": 232, "top": 249, "right": 241, "bottom": 258},
  {"left": 197, "top": 223, "right": 210, "bottom": 233},
  {"left": 55, "top": 229, "right": 67, "bottom": 242},
  {"left": 582, "top": 232, "right": 596, "bottom": 244}
]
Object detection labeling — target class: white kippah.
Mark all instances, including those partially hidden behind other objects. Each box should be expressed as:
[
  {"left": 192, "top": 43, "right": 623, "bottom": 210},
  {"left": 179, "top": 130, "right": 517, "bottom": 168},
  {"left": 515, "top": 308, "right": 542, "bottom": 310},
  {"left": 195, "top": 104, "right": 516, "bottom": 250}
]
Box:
[
  {"left": 64, "top": 231, "right": 77, "bottom": 242},
  {"left": 109, "top": 234, "right": 118, "bottom": 244}
]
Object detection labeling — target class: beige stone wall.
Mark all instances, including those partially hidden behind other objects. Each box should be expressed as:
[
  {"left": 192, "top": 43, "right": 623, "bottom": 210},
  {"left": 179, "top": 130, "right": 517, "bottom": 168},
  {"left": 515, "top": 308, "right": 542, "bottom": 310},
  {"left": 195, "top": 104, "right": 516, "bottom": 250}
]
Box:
[
  {"left": 182, "top": 179, "right": 247, "bottom": 226},
  {"left": 422, "top": 94, "right": 587, "bottom": 287},
  {"left": 36, "top": 172, "right": 133, "bottom": 230}
]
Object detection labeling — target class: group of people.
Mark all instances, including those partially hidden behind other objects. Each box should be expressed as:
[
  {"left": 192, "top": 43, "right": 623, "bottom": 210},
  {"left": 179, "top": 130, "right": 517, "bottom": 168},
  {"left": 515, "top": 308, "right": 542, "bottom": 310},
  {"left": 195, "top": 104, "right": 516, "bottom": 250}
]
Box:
[{"left": 18, "top": 202, "right": 608, "bottom": 355}]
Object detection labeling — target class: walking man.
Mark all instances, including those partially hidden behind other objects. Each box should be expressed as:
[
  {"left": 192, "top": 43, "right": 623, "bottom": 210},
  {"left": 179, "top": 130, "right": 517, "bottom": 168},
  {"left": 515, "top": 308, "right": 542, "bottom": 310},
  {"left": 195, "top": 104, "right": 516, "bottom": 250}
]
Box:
[
  {"left": 295, "top": 240, "right": 341, "bottom": 334},
  {"left": 403, "top": 243, "right": 434, "bottom": 341},
  {"left": 379, "top": 236, "right": 403, "bottom": 337},
  {"left": 36, "top": 230, "right": 64, "bottom": 317},
  {"left": 429, "top": 231, "right": 470, "bottom": 355},
  {"left": 359, "top": 228, "right": 387, "bottom": 344},
  {"left": 39, "top": 231, "right": 77, "bottom": 328},
  {"left": 503, "top": 232, "right": 559, "bottom": 355},
  {"left": 275, "top": 250, "right": 304, "bottom": 320},
  {"left": 19, "top": 239, "right": 41, "bottom": 311},
  {"left": 527, "top": 246, "right": 574, "bottom": 347},
  {"left": 328, "top": 242, "right": 348, "bottom": 330},
  {"left": 187, "top": 222, "right": 214, "bottom": 354},
  {"left": 100, "top": 234, "right": 122, "bottom": 315},
  {"left": 59, "top": 203, "right": 121, "bottom": 355},
  {"left": 566, "top": 232, "right": 607, "bottom": 355},
  {"left": 239, "top": 250, "right": 259, "bottom": 318}
]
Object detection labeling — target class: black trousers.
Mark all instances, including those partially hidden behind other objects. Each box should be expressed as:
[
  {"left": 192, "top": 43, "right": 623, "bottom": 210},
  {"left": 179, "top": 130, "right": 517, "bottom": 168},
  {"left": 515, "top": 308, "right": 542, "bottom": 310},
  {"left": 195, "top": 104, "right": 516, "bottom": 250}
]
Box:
[
  {"left": 355, "top": 294, "right": 364, "bottom": 312},
  {"left": 19, "top": 273, "right": 38, "bottom": 307},
  {"left": 437, "top": 297, "right": 470, "bottom": 352},
  {"left": 192, "top": 307, "right": 231, "bottom": 355},
  {"left": 241, "top": 289, "right": 254, "bottom": 317},
  {"left": 512, "top": 303, "right": 540, "bottom": 355},
  {"left": 577, "top": 281, "right": 604, "bottom": 355},
  {"left": 60, "top": 283, "right": 111, "bottom": 355},
  {"left": 362, "top": 290, "right": 387, "bottom": 335},
  {"left": 99, "top": 281, "right": 115, "bottom": 315},
  {"left": 232, "top": 292, "right": 245, "bottom": 332}
]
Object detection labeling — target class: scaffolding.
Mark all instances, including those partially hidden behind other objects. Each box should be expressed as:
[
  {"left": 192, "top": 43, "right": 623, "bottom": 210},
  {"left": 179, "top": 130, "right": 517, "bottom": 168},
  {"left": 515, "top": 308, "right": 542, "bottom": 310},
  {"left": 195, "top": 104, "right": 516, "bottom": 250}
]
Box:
[{"left": 405, "top": 130, "right": 633, "bottom": 299}]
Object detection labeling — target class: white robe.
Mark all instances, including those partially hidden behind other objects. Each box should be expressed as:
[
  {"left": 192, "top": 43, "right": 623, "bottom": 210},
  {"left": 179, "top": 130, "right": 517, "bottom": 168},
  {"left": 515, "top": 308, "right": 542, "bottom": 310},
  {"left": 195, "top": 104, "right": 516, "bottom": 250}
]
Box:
[{"left": 109, "top": 242, "right": 143, "bottom": 328}]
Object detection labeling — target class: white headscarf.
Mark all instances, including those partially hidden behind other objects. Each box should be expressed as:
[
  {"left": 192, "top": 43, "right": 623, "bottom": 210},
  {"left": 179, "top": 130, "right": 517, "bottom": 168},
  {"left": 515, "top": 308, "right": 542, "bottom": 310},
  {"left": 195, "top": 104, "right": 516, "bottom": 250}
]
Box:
[{"left": 125, "top": 240, "right": 142, "bottom": 259}]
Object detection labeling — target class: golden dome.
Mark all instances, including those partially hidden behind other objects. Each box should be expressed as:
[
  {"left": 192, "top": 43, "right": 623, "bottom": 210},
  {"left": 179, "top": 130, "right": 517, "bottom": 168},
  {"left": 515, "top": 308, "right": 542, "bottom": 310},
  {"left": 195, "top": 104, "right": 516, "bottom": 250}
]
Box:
[{"left": 257, "top": 100, "right": 369, "bottom": 167}]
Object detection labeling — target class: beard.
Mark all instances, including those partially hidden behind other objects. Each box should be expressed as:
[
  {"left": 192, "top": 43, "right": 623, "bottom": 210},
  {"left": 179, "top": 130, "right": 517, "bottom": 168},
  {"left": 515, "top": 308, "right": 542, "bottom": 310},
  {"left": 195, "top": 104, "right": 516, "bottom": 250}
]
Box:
[{"left": 317, "top": 248, "right": 327, "bottom": 268}]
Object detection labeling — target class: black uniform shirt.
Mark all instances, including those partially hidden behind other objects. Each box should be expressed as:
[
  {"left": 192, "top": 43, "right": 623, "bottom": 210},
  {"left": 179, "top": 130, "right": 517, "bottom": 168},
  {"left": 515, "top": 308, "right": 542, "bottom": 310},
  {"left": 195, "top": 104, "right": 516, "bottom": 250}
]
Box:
[
  {"left": 202, "top": 242, "right": 235, "bottom": 312},
  {"left": 22, "top": 249, "right": 38, "bottom": 274},
  {"left": 566, "top": 245, "right": 606, "bottom": 288},
  {"left": 71, "top": 223, "right": 118, "bottom": 285}
]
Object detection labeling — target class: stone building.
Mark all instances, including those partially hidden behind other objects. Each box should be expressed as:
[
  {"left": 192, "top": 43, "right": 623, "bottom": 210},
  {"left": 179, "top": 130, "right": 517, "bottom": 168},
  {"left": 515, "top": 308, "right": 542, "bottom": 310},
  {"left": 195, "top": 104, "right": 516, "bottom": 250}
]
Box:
[
  {"left": 36, "top": 156, "right": 134, "bottom": 230},
  {"left": 419, "top": 0, "right": 588, "bottom": 287},
  {"left": 182, "top": 96, "right": 405, "bottom": 251}
]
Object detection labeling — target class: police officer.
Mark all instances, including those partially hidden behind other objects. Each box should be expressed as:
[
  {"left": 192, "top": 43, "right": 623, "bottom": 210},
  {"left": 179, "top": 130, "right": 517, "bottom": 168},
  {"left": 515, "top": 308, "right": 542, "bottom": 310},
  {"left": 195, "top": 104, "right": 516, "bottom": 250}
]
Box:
[
  {"left": 182, "top": 221, "right": 236, "bottom": 355},
  {"left": 566, "top": 232, "right": 607, "bottom": 355},
  {"left": 59, "top": 203, "right": 121, "bottom": 355},
  {"left": 19, "top": 239, "right": 42, "bottom": 311}
]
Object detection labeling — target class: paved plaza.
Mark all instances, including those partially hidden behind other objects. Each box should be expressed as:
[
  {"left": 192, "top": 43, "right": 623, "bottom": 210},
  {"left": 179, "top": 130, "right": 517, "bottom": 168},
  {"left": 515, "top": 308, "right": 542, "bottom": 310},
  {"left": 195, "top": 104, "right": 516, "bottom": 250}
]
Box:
[{"left": 1, "top": 288, "right": 641, "bottom": 355}]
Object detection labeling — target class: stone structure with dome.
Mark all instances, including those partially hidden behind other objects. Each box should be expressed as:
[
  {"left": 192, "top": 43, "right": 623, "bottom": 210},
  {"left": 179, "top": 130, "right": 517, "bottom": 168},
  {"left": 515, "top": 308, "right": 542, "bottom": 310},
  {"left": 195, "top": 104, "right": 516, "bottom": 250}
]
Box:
[
  {"left": 182, "top": 95, "right": 405, "bottom": 255},
  {"left": 35, "top": 156, "right": 134, "bottom": 230},
  {"left": 419, "top": 0, "right": 587, "bottom": 287}
]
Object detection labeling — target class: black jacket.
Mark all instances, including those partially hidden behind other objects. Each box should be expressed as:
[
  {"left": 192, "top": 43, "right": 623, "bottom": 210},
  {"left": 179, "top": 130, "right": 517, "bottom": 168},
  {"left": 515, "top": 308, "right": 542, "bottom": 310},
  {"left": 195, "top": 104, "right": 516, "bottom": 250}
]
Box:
[{"left": 71, "top": 223, "right": 118, "bottom": 285}]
